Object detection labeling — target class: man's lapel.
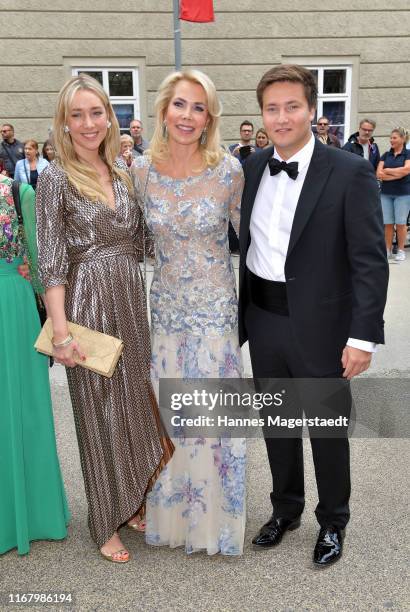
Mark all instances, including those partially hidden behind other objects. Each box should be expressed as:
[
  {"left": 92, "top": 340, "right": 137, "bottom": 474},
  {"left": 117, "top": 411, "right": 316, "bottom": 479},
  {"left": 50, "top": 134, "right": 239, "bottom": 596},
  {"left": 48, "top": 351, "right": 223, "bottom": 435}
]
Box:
[
  {"left": 287, "top": 139, "right": 332, "bottom": 258},
  {"left": 240, "top": 146, "right": 273, "bottom": 249}
]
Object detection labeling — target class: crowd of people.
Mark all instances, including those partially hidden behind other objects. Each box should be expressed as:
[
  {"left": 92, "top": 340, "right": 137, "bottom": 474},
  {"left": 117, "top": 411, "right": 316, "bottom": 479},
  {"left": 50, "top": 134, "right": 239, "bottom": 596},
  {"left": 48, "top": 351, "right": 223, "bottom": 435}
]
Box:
[
  {"left": 0, "top": 63, "right": 401, "bottom": 569},
  {"left": 226, "top": 116, "right": 410, "bottom": 262},
  {"left": 2, "top": 109, "right": 409, "bottom": 263}
]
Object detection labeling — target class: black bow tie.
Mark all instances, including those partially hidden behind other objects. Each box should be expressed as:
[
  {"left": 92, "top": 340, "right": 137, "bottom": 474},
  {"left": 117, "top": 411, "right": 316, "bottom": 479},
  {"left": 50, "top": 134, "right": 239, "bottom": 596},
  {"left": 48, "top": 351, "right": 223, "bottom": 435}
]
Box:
[{"left": 268, "top": 157, "right": 299, "bottom": 180}]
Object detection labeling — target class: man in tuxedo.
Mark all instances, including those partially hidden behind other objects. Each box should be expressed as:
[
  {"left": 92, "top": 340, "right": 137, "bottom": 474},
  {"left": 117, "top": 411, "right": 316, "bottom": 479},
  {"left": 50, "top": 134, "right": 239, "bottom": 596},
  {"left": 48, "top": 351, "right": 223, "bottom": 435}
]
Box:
[{"left": 238, "top": 64, "right": 388, "bottom": 566}]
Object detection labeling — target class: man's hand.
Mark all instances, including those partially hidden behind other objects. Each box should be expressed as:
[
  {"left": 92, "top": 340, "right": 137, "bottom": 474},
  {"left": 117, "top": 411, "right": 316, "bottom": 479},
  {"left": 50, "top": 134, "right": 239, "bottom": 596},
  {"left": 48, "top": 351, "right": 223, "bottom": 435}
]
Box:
[{"left": 341, "top": 346, "right": 372, "bottom": 380}]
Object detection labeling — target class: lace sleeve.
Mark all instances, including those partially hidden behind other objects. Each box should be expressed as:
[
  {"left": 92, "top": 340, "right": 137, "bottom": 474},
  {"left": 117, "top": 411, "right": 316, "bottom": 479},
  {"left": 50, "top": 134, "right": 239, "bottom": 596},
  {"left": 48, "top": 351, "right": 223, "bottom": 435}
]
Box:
[{"left": 228, "top": 156, "right": 244, "bottom": 238}]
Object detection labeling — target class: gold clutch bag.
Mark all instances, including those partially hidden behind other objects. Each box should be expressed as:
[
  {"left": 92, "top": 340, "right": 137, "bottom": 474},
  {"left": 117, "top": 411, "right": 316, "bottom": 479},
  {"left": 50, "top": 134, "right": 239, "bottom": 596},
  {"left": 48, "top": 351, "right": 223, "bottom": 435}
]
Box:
[{"left": 34, "top": 318, "right": 124, "bottom": 378}]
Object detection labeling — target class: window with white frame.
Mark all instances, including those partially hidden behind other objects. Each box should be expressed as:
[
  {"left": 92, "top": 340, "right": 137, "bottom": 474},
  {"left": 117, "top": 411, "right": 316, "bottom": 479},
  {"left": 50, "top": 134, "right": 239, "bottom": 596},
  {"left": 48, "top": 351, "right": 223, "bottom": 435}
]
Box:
[
  {"left": 308, "top": 66, "right": 352, "bottom": 144},
  {"left": 72, "top": 68, "right": 140, "bottom": 134}
]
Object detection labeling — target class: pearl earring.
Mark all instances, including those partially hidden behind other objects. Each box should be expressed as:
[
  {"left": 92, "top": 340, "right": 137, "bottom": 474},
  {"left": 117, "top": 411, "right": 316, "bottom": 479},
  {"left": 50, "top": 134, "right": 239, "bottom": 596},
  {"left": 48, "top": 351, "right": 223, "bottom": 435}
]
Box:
[
  {"left": 63, "top": 125, "right": 70, "bottom": 133},
  {"left": 107, "top": 121, "right": 112, "bottom": 128}
]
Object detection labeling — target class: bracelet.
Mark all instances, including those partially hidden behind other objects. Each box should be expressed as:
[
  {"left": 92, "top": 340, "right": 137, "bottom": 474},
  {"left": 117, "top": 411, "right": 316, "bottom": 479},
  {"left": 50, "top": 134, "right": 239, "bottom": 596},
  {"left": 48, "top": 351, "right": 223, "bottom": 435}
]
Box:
[{"left": 52, "top": 333, "right": 74, "bottom": 348}]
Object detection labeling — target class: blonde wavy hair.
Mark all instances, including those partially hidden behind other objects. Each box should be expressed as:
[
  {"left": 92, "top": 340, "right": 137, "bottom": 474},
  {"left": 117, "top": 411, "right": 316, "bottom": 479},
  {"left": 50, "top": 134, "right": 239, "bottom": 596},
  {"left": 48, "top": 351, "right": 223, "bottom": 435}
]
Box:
[
  {"left": 149, "top": 69, "right": 224, "bottom": 169},
  {"left": 53, "top": 74, "right": 132, "bottom": 202}
]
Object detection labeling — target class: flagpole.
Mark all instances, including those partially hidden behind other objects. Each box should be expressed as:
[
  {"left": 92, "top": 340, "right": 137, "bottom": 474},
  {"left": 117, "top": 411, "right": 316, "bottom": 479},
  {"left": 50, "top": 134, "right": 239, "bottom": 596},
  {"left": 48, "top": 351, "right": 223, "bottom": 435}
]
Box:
[{"left": 173, "top": 0, "right": 182, "bottom": 70}]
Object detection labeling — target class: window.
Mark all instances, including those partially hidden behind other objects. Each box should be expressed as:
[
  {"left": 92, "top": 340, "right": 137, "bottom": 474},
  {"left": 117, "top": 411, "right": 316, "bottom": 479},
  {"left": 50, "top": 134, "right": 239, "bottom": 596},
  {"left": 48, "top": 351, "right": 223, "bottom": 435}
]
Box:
[
  {"left": 308, "top": 66, "right": 352, "bottom": 144},
  {"left": 72, "top": 68, "right": 140, "bottom": 134}
]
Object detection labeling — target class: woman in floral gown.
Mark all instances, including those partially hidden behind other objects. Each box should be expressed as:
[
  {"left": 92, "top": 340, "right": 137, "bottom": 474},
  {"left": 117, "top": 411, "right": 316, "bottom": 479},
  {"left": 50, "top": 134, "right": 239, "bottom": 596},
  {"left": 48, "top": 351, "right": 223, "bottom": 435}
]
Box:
[
  {"left": 0, "top": 176, "right": 69, "bottom": 555},
  {"left": 132, "top": 70, "right": 246, "bottom": 555}
]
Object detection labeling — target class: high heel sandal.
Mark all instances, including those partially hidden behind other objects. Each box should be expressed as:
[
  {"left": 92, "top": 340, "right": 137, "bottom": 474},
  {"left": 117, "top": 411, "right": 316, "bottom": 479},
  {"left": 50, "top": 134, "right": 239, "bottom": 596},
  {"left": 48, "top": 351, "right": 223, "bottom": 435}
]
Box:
[
  {"left": 100, "top": 547, "right": 131, "bottom": 563},
  {"left": 127, "top": 505, "right": 146, "bottom": 532},
  {"left": 100, "top": 532, "right": 131, "bottom": 563},
  {"left": 127, "top": 518, "right": 146, "bottom": 532}
]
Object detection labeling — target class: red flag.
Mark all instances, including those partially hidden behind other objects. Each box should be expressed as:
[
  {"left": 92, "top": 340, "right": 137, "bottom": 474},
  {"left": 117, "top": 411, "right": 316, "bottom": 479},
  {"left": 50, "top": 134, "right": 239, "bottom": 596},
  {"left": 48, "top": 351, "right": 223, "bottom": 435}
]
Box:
[{"left": 180, "top": 0, "right": 214, "bottom": 23}]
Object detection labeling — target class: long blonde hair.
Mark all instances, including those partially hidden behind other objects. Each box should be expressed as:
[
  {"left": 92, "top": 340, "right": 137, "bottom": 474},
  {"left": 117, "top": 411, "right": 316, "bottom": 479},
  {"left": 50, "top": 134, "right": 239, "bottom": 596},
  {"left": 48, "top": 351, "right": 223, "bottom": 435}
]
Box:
[
  {"left": 149, "top": 69, "right": 223, "bottom": 169},
  {"left": 53, "top": 74, "right": 132, "bottom": 202}
]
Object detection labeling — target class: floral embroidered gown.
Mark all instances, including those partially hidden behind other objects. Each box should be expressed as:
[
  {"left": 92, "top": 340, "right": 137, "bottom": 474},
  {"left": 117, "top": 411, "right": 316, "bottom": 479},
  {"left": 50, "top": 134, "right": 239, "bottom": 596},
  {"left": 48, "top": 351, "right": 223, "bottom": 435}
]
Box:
[
  {"left": 132, "top": 153, "right": 246, "bottom": 555},
  {"left": 0, "top": 176, "right": 69, "bottom": 555}
]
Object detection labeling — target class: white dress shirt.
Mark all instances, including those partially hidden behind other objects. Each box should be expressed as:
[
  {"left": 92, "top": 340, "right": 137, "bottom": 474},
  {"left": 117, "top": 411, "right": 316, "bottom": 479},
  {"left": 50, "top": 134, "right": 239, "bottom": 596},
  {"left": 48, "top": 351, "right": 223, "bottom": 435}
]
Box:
[{"left": 246, "top": 133, "right": 376, "bottom": 353}]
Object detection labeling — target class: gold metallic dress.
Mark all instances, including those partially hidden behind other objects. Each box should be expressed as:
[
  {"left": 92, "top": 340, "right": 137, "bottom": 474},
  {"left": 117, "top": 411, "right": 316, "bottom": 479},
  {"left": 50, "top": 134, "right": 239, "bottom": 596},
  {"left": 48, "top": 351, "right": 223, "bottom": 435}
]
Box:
[{"left": 36, "top": 160, "right": 166, "bottom": 547}]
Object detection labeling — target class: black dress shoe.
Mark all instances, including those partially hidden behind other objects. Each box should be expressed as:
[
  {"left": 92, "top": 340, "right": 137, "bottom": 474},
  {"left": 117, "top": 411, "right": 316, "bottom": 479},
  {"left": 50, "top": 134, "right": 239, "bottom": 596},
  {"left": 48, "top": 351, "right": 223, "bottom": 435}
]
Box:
[
  {"left": 252, "top": 516, "right": 301, "bottom": 548},
  {"left": 313, "top": 525, "right": 344, "bottom": 567}
]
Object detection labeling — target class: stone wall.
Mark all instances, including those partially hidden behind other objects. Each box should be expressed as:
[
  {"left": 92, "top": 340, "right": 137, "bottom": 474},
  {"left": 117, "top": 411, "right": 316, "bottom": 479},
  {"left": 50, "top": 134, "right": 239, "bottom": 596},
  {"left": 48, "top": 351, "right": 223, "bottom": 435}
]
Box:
[{"left": 1, "top": 0, "right": 409, "bottom": 150}]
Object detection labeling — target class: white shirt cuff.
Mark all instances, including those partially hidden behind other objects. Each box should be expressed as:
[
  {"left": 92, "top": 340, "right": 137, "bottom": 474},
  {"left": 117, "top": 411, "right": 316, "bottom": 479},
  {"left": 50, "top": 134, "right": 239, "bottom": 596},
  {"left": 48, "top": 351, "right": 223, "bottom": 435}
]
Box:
[{"left": 347, "top": 338, "right": 377, "bottom": 353}]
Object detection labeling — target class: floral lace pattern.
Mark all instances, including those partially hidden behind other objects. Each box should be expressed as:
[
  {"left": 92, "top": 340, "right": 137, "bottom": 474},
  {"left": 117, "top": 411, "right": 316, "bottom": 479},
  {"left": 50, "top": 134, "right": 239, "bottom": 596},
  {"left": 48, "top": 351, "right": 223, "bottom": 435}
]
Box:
[
  {"left": 151, "top": 335, "right": 243, "bottom": 381},
  {"left": 146, "top": 437, "right": 246, "bottom": 556},
  {"left": 0, "top": 177, "right": 22, "bottom": 263},
  {"left": 133, "top": 154, "right": 243, "bottom": 337},
  {"left": 133, "top": 154, "right": 246, "bottom": 556}
]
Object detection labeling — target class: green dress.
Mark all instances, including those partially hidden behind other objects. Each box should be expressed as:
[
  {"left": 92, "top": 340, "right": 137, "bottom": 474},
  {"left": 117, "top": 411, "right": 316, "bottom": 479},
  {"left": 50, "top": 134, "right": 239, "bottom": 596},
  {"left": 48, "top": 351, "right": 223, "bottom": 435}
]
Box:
[{"left": 0, "top": 177, "right": 70, "bottom": 555}]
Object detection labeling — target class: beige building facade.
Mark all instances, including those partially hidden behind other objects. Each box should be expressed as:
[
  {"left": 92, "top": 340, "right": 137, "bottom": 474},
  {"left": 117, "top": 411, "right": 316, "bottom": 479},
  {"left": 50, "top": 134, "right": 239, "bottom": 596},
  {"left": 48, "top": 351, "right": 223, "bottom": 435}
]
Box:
[{"left": 1, "top": 0, "right": 410, "bottom": 150}]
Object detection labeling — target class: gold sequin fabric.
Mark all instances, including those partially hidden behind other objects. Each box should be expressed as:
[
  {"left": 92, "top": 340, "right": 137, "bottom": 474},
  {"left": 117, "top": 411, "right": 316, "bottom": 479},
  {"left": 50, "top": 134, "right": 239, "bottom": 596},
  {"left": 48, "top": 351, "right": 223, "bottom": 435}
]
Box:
[{"left": 36, "top": 160, "right": 164, "bottom": 547}]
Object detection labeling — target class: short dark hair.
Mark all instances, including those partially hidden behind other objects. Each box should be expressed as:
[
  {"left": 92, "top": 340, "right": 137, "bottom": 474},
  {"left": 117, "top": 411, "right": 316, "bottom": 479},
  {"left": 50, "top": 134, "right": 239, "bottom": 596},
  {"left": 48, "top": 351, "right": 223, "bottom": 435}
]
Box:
[
  {"left": 240, "top": 120, "right": 254, "bottom": 131},
  {"left": 1, "top": 123, "right": 14, "bottom": 131},
  {"left": 256, "top": 64, "right": 317, "bottom": 110}
]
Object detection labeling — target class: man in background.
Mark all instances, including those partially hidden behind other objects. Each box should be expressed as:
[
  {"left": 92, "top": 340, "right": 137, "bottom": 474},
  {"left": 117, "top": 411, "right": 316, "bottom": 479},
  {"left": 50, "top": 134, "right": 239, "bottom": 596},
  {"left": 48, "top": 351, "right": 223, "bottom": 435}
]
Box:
[
  {"left": 315, "top": 116, "right": 340, "bottom": 147},
  {"left": 343, "top": 118, "right": 380, "bottom": 170},
  {"left": 0, "top": 124, "right": 24, "bottom": 178},
  {"left": 229, "top": 120, "right": 256, "bottom": 165},
  {"left": 130, "top": 119, "right": 149, "bottom": 155}
]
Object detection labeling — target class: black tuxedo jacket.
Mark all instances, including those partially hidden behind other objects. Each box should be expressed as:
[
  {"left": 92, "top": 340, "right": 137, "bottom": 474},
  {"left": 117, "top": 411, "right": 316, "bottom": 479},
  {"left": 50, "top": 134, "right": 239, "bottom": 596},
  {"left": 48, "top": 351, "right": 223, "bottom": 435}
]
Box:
[{"left": 238, "top": 139, "right": 389, "bottom": 376}]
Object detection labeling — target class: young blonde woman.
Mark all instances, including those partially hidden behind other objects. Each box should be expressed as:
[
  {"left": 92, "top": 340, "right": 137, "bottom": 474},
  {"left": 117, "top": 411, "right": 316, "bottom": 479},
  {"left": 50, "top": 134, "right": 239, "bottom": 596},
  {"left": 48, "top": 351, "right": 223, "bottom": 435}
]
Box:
[
  {"left": 36, "top": 74, "right": 171, "bottom": 563},
  {"left": 132, "top": 70, "right": 246, "bottom": 556}
]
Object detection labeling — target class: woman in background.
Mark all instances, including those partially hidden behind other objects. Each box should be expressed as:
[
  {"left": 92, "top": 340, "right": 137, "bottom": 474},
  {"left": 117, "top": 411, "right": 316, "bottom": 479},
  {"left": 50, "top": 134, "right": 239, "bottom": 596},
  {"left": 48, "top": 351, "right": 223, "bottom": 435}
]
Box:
[
  {"left": 255, "top": 127, "right": 270, "bottom": 149},
  {"left": 119, "top": 133, "right": 135, "bottom": 168},
  {"left": 14, "top": 139, "right": 48, "bottom": 190},
  {"left": 42, "top": 139, "right": 56, "bottom": 162},
  {"left": 377, "top": 127, "right": 410, "bottom": 263},
  {"left": 0, "top": 176, "right": 69, "bottom": 556},
  {"left": 36, "top": 74, "right": 171, "bottom": 563},
  {"left": 132, "top": 70, "right": 246, "bottom": 556}
]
